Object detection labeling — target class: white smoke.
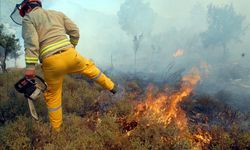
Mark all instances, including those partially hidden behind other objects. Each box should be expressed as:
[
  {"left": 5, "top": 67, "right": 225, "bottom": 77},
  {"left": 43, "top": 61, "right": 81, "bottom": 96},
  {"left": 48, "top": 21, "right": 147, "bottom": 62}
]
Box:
[{"left": 1, "top": 0, "right": 250, "bottom": 110}]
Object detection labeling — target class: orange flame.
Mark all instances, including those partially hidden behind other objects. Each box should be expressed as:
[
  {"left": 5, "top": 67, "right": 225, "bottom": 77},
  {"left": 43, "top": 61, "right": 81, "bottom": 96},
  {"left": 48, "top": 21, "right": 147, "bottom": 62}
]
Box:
[
  {"left": 127, "top": 68, "right": 212, "bottom": 147},
  {"left": 173, "top": 49, "right": 184, "bottom": 57},
  {"left": 134, "top": 68, "right": 200, "bottom": 128},
  {"left": 200, "top": 62, "right": 211, "bottom": 78}
]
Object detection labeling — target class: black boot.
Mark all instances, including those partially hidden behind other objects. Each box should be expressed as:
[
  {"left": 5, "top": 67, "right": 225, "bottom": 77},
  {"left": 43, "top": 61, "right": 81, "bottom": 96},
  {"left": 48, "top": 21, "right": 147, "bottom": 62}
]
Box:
[{"left": 110, "top": 85, "right": 118, "bottom": 94}]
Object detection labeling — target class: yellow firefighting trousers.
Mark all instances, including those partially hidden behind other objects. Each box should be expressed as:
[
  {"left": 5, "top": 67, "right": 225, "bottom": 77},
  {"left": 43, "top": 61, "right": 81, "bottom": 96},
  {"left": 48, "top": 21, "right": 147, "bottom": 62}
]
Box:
[{"left": 42, "top": 47, "right": 114, "bottom": 130}]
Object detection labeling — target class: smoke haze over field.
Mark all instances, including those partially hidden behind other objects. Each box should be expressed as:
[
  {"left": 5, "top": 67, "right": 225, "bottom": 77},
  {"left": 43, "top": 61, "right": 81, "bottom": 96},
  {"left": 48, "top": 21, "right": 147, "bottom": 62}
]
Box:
[{"left": 1, "top": 0, "right": 250, "bottom": 110}]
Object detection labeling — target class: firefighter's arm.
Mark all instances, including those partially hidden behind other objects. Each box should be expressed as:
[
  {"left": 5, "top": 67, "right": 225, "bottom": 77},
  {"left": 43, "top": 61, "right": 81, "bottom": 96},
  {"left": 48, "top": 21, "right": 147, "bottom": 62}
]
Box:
[
  {"left": 63, "top": 14, "right": 80, "bottom": 47},
  {"left": 22, "top": 16, "right": 39, "bottom": 77}
]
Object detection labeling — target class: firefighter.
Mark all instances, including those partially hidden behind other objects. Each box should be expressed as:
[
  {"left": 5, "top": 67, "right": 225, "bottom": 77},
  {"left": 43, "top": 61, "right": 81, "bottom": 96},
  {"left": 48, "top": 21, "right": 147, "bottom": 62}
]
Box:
[{"left": 11, "top": 0, "right": 117, "bottom": 131}]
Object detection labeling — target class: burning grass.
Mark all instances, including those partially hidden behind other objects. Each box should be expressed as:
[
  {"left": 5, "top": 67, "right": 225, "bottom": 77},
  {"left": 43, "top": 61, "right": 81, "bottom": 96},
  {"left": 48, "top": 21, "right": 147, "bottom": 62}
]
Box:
[{"left": 0, "top": 69, "right": 249, "bottom": 150}]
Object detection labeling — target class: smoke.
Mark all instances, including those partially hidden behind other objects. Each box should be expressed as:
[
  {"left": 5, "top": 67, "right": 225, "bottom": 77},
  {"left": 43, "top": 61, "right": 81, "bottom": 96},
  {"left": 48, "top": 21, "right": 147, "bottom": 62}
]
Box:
[
  {"left": 117, "top": 0, "right": 155, "bottom": 36},
  {"left": 1, "top": 0, "right": 250, "bottom": 110}
]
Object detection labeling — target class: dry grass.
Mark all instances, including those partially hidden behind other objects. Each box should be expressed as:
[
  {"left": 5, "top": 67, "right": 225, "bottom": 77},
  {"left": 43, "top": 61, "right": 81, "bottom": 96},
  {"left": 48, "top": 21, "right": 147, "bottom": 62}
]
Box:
[{"left": 0, "top": 69, "right": 249, "bottom": 150}]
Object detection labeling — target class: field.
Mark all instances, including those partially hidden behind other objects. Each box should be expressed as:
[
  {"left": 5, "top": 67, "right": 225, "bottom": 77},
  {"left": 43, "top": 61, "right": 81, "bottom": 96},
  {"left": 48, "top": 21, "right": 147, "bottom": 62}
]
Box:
[{"left": 0, "top": 69, "right": 249, "bottom": 150}]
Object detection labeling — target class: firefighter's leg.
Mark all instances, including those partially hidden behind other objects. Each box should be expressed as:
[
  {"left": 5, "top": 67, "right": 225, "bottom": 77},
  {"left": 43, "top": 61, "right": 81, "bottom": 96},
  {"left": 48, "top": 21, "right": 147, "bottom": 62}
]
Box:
[
  {"left": 43, "top": 79, "right": 63, "bottom": 131},
  {"left": 80, "top": 59, "right": 114, "bottom": 90},
  {"left": 66, "top": 48, "right": 115, "bottom": 90},
  {"left": 42, "top": 54, "right": 66, "bottom": 131}
]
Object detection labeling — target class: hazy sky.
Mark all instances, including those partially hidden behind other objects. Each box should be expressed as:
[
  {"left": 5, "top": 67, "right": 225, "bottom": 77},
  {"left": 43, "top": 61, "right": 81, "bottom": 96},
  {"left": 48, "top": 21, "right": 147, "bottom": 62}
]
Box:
[
  {"left": 43, "top": 0, "right": 250, "bottom": 65},
  {"left": 44, "top": 0, "right": 123, "bottom": 15},
  {"left": 1, "top": 0, "right": 249, "bottom": 69}
]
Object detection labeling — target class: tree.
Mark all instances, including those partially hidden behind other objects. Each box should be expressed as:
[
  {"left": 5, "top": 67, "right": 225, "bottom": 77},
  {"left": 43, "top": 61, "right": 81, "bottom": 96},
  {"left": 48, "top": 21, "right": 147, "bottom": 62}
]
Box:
[
  {"left": 9, "top": 45, "right": 22, "bottom": 67},
  {"left": 132, "top": 33, "right": 143, "bottom": 74},
  {"left": 0, "top": 24, "right": 21, "bottom": 72},
  {"left": 117, "top": 0, "right": 155, "bottom": 74},
  {"left": 201, "top": 4, "right": 246, "bottom": 55}
]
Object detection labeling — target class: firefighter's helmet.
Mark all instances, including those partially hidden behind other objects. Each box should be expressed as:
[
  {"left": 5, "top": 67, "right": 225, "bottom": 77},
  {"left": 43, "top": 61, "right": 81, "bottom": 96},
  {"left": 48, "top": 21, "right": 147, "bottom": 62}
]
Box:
[{"left": 10, "top": 0, "right": 42, "bottom": 25}]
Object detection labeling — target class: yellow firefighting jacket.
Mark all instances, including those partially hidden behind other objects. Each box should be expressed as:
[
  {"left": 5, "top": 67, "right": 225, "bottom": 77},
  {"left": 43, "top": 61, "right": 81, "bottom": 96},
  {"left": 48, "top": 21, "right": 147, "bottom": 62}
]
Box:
[{"left": 22, "top": 7, "right": 79, "bottom": 68}]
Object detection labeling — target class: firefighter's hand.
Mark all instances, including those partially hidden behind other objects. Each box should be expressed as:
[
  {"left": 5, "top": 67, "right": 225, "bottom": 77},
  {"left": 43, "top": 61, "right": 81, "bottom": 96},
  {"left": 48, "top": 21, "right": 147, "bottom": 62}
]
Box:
[{"left": 25, "top": 68, "right": 36, "bottom": 79}]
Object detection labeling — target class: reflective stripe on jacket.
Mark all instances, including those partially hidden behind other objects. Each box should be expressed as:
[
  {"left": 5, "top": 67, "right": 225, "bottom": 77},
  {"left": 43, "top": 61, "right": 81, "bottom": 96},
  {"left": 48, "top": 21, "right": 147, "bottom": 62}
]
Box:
[{"left": 22, "top": 7, "right": 80, "bottom": 68}]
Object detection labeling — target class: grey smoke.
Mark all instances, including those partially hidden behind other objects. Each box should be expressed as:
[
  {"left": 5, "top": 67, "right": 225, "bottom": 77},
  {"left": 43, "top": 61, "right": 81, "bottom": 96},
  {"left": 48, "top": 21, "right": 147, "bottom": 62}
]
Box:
[{"left": 1, "top": 0, "right": 250, "bottom": 110}]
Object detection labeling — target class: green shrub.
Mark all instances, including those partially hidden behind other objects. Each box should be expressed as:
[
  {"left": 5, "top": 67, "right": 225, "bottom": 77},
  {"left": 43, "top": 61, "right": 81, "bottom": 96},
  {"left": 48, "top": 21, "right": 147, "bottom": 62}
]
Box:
[
  {"left": 0, "top": 116, "right": 32, "bottom": 149},
  {"left": 209, "top": 124, "right": 250, "bottom": 150}
]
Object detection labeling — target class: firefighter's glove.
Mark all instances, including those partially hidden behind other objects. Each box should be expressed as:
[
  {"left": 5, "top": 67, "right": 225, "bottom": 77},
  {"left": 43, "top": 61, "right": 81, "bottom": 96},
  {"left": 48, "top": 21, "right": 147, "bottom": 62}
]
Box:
[{"left": 25, "top": 68, "right": 36, "bottom": 79}]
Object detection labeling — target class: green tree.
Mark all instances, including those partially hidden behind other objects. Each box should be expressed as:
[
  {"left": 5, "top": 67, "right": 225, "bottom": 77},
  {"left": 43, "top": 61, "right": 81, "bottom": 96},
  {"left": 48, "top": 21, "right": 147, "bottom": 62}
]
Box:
[
  {"left": 117, "top": 0, "right": 155, "bottom": 74},
  {"left": 201, "top": 4, "right": 246, "bottom": 55},
  {"left": 0, "top": 24, "right": 21, "bottom": 72}
]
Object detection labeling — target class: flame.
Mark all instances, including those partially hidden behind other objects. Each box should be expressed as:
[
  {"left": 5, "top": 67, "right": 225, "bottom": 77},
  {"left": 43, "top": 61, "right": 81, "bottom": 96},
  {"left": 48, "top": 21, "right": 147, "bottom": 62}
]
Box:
[
  {"left": 194, "top": 132, "right": 211, "bottom": 144},
  {"left": 134, "top": 68, "right": 200, "bottom": 127},
  {"left": 130, "top": 68, "right": 212, "bottom": 147},
  {"left": 200, "top": 62, "right": 211, "bottom": 78},
  {"left": 173, "top": 49, "right": 184, "bottom": 57},
  {"left": 125, "top": 68, "right": 212, "bottom": 147}
]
